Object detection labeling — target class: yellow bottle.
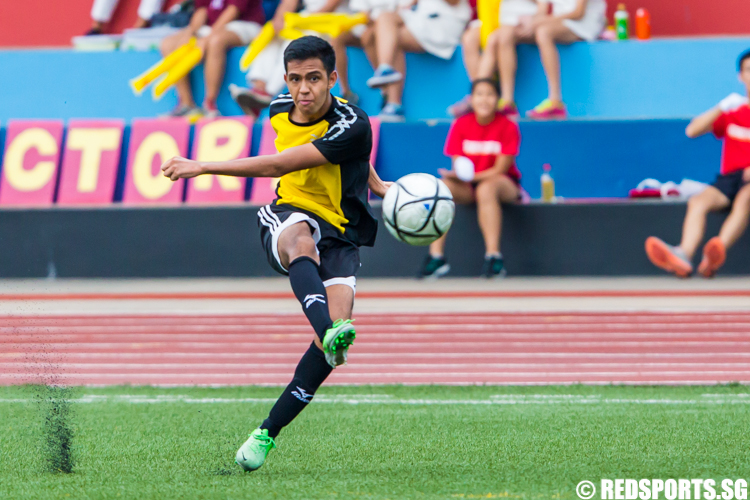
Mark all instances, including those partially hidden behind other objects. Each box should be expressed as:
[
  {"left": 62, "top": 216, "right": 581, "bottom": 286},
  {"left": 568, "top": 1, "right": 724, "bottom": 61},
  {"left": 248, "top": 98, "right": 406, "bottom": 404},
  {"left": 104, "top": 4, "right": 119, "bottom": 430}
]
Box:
[{"left": 541, "top": 163, "right": 555, "bottom": 203}]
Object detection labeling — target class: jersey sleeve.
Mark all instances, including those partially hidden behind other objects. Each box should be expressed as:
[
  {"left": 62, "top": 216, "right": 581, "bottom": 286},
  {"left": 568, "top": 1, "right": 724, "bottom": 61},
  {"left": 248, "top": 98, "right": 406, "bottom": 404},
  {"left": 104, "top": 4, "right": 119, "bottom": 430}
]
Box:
[
  {"left": 194, "top": 0, "right": 210, "bottom": 8},
  {"left": 444, "top": 118, "right": 465, "bottom": 157},
  {"left": 713, "top": 112, "right": 729, "bottom": 138},
  {"left": 312, "top": 107, "right": 372, "bottom": 165},
  {"left": 500, "top": 121, "right": 521, "bottom": 156}
]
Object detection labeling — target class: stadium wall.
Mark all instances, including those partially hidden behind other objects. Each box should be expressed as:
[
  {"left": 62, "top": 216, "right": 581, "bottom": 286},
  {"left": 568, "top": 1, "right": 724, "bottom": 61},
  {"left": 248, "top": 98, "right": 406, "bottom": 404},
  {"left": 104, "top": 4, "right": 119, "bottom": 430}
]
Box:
[
  {"left": 1, "top": 38, "right": 749, "bottom": 122},
  {"left": 1, "top": 0, "right": 748, "bottom": 47},
  {"left": 0, "top": 203, "right": 747, "bottom": 278}
]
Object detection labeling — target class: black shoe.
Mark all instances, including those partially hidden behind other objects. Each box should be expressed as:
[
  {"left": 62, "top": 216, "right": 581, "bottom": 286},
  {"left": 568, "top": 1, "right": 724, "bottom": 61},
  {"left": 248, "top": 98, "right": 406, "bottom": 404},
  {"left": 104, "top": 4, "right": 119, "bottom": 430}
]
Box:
[
  {"left": 481, "top": 255, "right": 506, "bottom": 278},
  {"left": 84, "top": 28, "right": 103, "bottom": 36},
  {"left": 418, "top": 255, "right": 450, "bottom": 279}
]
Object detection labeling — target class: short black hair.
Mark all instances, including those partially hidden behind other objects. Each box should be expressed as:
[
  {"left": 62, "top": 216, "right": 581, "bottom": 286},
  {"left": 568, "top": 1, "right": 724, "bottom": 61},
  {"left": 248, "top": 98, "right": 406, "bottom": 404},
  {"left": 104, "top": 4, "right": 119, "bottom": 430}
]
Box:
[
  {"left": 471, "top": 78, "right": 500, "bottom": 96},
  {"left": 284, "top": 36, "right": 336, "bottom": 75},
  {"left": 739, "top": 49, "right": 750, "bottom": 72}
]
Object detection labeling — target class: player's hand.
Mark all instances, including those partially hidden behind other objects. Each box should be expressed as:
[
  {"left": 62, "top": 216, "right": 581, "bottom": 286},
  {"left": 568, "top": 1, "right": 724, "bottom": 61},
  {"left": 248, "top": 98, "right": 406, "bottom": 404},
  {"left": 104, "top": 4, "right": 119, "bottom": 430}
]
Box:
[
  {"left": 369, "top": 179, "right": 393, "bottom": 199},
  {"left": 272, "top": 14, "right": 285, "bottom": 33},
  {"left": 719, "top": 93, "right": 748, "bottom": 112},
  {"left": 743, "top": 167, "right": 750, "bottom": 183},
  {"left": 161, "top": 156, "right": 204, "bottom": 181}
]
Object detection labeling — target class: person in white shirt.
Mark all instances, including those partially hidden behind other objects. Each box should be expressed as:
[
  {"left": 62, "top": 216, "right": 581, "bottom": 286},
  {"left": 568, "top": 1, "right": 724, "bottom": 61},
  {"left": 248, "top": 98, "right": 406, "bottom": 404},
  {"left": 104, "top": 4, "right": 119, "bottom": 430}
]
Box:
[
  {"left": 87, "top": 0, "right": 164, "bottom": 34},
  {"left": 478, "top": 0, "right": 606, "bottom": 119},
  {"left": 364, "top": 0, "right": 472, "bottom": 122}
]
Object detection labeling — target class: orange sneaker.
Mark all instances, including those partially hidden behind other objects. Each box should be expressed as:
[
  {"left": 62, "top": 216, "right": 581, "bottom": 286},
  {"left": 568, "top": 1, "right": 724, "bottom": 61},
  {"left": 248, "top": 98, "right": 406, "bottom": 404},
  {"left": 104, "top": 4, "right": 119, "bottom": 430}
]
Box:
[
  {"left": 526, "top": 99, "right": 567, "bottom": 120},
  {"left": 697, "top": 237, "right": 726, "bottom": 278},
  {"left": 645, "top": 237, "right": 693, "bottom": 278}
]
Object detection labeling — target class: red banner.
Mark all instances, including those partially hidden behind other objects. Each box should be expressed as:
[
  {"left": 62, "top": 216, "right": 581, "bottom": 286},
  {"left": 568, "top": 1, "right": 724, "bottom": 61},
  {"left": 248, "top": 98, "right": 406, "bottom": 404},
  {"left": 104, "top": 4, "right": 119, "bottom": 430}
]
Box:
[
  {"left": 0, "top": 120, "right": 64, "bottom": 206},
  {"left": 122, "top": 118, "right": 190, "bottom": 204},
  {"left": 185, "top": 117, "right": 253, "bottom": 204},
  {"left": 58, "top": 120, "right": 124, "bottom": 205}
]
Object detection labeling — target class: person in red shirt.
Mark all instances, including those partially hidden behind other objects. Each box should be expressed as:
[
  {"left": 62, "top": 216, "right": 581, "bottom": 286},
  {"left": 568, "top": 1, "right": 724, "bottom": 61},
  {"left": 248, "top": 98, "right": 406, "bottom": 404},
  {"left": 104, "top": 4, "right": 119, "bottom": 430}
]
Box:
[
  {"left": 160, "top": 0, "right": 265, "bottom": 121},
  {"left": 646, "top": 50, "right": 750, "bottom": 278},
  {"left": 419, "top": 78, "right": 521, "bottom": 278}
]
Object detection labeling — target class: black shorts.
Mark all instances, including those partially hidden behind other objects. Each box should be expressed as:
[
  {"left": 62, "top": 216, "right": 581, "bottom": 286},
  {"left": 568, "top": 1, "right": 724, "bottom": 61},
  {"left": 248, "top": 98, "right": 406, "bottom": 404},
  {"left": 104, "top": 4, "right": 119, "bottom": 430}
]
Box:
[
  {"left": 257, "top": 204, "right": 360, "bottom": 290},
  {"left": 711, "top": 171, "right": 749, "bottom": 203}
]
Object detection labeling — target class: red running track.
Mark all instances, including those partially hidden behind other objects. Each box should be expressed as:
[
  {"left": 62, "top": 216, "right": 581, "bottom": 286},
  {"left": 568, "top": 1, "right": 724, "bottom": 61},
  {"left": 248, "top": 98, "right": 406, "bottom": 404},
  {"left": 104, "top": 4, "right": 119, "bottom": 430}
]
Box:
[{"left": 2, "top": 312, "right": 750, "bottom": 385}]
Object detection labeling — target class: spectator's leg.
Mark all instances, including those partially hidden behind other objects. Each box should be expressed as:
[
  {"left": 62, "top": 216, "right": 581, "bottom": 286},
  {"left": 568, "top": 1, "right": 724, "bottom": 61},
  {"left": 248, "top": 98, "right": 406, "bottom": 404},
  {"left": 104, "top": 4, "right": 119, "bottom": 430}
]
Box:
[
  {"left": 160, "top": 31, "right": 203, "bottom": 108},
  {"left": 534, "top": 20, "right": 580, "bottom": 103},
  {"left": 332, "top": 32, "right": 360, "bottom": 96},
  {"left": 475, "top": 29, "right": 500, "bottom": 79},
  {"left": 384, "top": 25, "right": 424, "bottom": 105},
  {"left": 679, "top": 187, "right": 730, "bottom": 260},
  {"left": 429, "top": 177, "right": 475, "bottom": 257},
  {"left": 461, "top": 24, "right": 482, "bottom": 81},
  {"left": 134, "top": 0, "right": 164, "bottom": 28},
  {"left": 497, "top": 25, "right": 521, "bottom": 102},
  {"left": 374, "top": 11, "right": 404, "bottom": 68},
  {"left": 474, "top": 175, "right": 520, "bottom": 256},
  {"left": 717, "top": 184, "right": 750, "bottom": 249},
  {"left": 360, "top": 26, "right": 378, "bottom": 69},
  {"left": 203, "top": 28, "right": 244, "bottom": 110},
  {"left": 90, "top": 0, "right": 119, "bottom": 31}
]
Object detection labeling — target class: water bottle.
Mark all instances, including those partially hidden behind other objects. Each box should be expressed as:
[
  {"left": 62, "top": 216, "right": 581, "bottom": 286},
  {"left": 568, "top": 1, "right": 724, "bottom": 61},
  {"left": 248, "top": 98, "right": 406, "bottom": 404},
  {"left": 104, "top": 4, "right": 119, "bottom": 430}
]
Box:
[
  {"left": 615, "top": 4, "right": 629, "bottom": 40},
  {"left": 635, "top": 8, "right": 651, "bottom": 40},
  {"left": 541, "top": 164, "right": 555, "bottom": 203}
]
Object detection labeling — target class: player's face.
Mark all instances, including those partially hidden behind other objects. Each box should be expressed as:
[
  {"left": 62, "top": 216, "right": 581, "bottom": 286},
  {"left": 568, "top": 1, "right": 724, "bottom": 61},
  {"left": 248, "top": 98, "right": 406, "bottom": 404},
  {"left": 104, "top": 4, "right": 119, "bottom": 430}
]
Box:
[
  {"left": 470, "top": 82, "right": 499, "bottom": 121},
  {"left": 285, "top": 58, "right": 338, "bottom": 120},
  {"left": 739, "top": 59, "right": 750, "bottom": 92}
]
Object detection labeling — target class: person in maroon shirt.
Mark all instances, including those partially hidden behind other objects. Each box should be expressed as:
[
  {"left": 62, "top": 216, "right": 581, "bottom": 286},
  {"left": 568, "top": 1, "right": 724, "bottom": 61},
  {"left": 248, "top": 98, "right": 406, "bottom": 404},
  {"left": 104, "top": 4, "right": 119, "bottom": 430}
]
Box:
[
  {"left": 160, "top": 0, "right": 265, "bottom": 120},
  {"left": 419, "top": 78, "right": 522, "bottom": 278},
  {"left": 646, "top": 50, "right": 750, "bottom": 278}
]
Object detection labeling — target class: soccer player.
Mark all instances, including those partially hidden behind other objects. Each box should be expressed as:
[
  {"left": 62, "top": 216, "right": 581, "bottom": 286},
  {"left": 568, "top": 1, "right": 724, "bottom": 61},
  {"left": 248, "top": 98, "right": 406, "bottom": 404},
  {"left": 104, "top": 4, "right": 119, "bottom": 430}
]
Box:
[
  {"left": 160, "top": 35, "right": 391, "bottom": 471},
  {"left": 645, "top": 50, "right": 750, "bottom": 278},
  {"left": 420, "top": 78, "right": 521, "bottom": 278}
]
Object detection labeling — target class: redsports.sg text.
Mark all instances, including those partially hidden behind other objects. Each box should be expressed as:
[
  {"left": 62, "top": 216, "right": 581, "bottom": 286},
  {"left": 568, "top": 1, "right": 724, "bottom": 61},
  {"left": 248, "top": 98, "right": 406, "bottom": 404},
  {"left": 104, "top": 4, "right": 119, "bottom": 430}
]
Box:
[{"left": 583, "top": 479, "right": 749, "bottom": 500}]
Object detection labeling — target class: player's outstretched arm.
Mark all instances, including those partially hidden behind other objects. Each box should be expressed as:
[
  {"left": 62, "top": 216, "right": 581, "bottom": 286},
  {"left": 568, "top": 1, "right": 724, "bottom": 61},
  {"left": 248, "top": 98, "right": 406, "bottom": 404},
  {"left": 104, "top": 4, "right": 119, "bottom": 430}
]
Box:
[{"left": 161, "top": 143, "right": 329, "bottom": 181}]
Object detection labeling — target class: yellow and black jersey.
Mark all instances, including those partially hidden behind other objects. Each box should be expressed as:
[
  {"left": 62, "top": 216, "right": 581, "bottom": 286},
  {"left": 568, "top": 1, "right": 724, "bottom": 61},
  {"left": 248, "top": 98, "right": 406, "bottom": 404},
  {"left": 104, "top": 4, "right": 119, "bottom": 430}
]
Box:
[{"left": 269, "top": 93, "right": 377, "bottom": 247}]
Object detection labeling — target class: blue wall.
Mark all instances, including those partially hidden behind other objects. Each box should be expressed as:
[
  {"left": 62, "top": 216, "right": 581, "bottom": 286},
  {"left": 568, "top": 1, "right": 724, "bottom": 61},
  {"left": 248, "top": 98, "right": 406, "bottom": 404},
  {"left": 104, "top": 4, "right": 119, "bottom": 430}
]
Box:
[{"left": 1, "top": 37, "right": 749, "bottom": 122}]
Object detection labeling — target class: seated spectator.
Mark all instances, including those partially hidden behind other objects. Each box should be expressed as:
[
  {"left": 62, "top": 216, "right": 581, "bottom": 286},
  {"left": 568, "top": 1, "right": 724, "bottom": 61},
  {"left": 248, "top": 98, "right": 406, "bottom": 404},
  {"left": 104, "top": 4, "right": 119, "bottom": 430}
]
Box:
[
  {"left": 331, "top": 0, "right": 412, "bottom": 104},
  {"left": 645, "top": 51, "right": 750, "bottom": 278},
  {"left": 160, "top": 0, "right": 265, "bottom": 120},
  {"left": 87, "top": 0, "right": 164, "bottom": 34},
  {"left": 419, "top": 78, "right": 521, "bottom": 279},
  {"left": 231, "top": 0, "right": 358, "bottom": 116},
  {"left": 364, "top": 0, "right": 472, "bottom": 122},
  {"left": 479, "top": 0, "right": 605, "bottom": 119}
]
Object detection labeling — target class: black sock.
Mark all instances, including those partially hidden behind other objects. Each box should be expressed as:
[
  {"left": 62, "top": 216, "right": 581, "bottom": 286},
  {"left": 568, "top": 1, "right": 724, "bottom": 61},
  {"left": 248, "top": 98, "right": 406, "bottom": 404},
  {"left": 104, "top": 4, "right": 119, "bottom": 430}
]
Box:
[
  {"left": 260, "top": 342, "right": 333, "bottom": 438},
  {"left": 288, "top": 256, "right": 333, "bottom": 341}
]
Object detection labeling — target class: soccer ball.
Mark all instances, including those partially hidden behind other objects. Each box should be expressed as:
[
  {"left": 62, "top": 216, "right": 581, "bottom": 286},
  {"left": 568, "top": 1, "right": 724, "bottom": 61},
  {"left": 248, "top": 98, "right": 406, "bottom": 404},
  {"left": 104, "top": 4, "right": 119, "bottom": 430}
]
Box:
[{"left": 382, "top": 173, "right": 455, "bottom": 246}]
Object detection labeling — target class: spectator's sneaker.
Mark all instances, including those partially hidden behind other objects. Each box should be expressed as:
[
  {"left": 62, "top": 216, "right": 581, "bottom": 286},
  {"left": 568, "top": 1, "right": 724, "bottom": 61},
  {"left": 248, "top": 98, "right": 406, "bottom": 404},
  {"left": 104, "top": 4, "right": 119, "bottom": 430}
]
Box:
[
  {"left": 481, "top": 255, "right": 507, "bottom": 278},
  {"left": 379, "top": 103, "right": 405, "bottom": 123},
  {"left": 497, "top": 98, "right": 519, "bottom": 117},
  {"left": 162, "top": 105, "right": 204, "bottom": 123},
  {"left": 698, "top": 237, "right": 726, "bottom": 278},
  {"left": 229, "top": 83, "right": 273, "bottom": 117},
  {"left": 645, "top": 237, "right": 693, "bottom": 278},
  {"left": 419, "top": 255, "right": 450, "bottom": 279},
  {"left": 527, "top": 99, "right": 567, "bottom": 120},
  {"left": 202, "top": 106, "right": 221, "bottom": 120},
  {"left": 235, "top": 428, "right": 276, "bottom": 472},
  {"left": 342, "top": 90, "right": 359, "bottom": 105},
  {"left": 366, "top": 65, "right": 403, "bottom": 88},
  {"left": 448, "top": 95, "right": 472, "bottom": 117}
]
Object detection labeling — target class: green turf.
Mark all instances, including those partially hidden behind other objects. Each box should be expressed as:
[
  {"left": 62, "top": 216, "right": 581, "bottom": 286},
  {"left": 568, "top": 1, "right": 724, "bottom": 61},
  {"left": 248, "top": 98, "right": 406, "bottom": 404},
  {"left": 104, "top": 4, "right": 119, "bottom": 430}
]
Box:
[{"left": 2, "top": 384, "right": 750, "bottom": 499}]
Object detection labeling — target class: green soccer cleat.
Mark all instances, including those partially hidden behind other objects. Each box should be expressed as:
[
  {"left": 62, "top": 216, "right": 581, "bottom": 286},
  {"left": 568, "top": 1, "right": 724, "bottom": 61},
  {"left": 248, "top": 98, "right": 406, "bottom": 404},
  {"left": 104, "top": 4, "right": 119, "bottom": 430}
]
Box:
[
  {"left": 235, "top": 428, "right": 276, "bottom": 472},
  {"left": 322, "top": 319, "right": 356, "bottom": 368}
]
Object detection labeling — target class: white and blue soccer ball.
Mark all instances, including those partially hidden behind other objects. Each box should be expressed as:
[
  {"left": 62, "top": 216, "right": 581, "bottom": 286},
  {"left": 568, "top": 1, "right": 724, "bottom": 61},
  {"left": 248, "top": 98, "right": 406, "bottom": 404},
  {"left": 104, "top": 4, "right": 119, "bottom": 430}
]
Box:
[{"left": 382, "top": 173, "right": 455, "bottom": 246}]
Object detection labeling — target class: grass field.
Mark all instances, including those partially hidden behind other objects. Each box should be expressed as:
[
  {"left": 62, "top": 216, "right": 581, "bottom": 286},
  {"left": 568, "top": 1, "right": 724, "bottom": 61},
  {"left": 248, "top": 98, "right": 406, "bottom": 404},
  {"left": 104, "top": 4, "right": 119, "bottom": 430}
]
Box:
[{"left": 2, "top": 385, "right": 750, "bottom": 500}]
